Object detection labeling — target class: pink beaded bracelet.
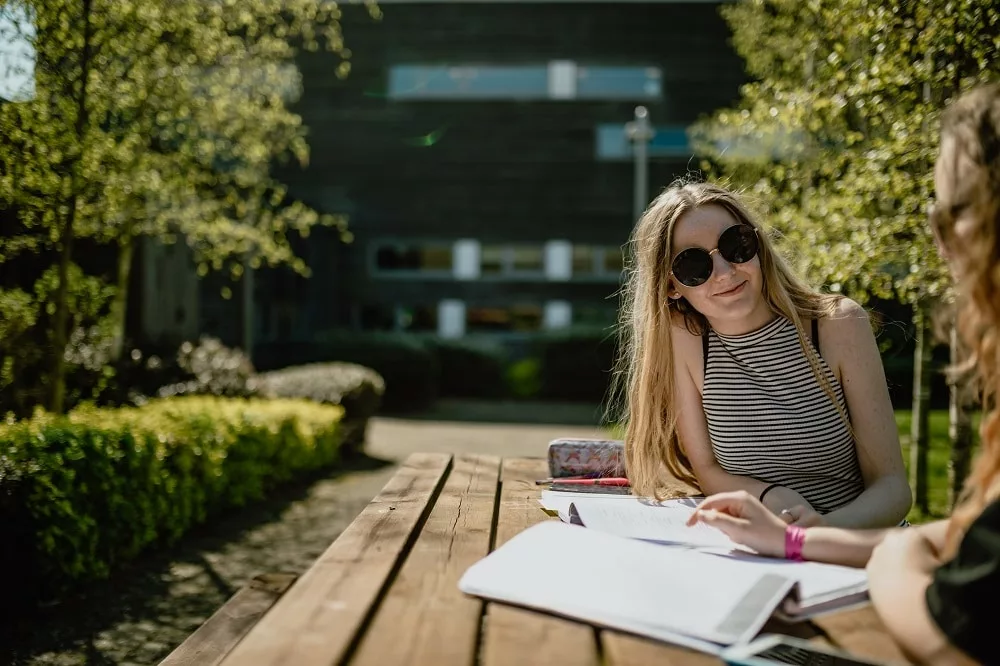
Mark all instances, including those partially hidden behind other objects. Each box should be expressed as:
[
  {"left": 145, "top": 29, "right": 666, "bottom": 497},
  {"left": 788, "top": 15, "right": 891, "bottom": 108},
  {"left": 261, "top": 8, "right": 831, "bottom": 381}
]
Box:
[{"left": 784, "top": 525, "right": 806, "bottom": 562}]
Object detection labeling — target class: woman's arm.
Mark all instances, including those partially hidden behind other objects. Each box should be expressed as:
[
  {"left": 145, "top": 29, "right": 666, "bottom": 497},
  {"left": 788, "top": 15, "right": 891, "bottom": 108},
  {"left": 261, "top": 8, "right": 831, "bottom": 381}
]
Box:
[
  {"left": 687, "top": 491, "right": 887, "bottom": 566},
  {"left": 672, "top": 327, "right": 815, "bottom": 514},
  {"left": 866, "top": 530, "right": 978, "bottom": 665},
  {"left": 688, "top": 491, "right": 952, "bottom": 569},
  {"left": 819, "top": 300, "right": 912, "bottom": 528}
]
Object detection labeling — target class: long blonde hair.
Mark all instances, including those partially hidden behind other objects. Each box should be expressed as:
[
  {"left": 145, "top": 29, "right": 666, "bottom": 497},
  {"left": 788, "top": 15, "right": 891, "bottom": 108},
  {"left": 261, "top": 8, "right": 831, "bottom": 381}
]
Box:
[
  {"left": 938, "top": 85, "right": 1000, "bottom": 556},
  {"left": 612, "top": 181, "right": 845, "bottom": 497}
]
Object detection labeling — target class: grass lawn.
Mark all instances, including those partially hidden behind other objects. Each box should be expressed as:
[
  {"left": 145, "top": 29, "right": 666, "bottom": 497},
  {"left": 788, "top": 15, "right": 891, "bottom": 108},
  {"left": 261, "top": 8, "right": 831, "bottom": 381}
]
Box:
[{"left": 896, "top": 409, "right": 980, "bottom": 523}]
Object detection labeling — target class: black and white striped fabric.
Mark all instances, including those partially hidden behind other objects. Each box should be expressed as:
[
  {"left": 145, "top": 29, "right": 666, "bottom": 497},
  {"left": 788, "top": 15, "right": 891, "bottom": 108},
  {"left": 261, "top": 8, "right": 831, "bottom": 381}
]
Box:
[{"left": 702, "top": 316, "right": 864, "bottom": 514}]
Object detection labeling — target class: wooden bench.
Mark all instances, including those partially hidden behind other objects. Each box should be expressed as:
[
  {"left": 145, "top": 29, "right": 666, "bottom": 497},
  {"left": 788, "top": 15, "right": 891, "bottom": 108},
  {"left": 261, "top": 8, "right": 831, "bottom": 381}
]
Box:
[
  {"left": 187, "top": 453, "right": 906, "bottom": 665},
  {"left": 158, "top": 572, "right": 298, "bottom": 666}
]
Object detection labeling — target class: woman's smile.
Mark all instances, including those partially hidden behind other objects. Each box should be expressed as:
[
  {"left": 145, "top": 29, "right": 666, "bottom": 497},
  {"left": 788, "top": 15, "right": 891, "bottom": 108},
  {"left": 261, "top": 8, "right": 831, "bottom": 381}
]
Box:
[{"left": 713, "top": 280, "right": 747, "bottom": 298}]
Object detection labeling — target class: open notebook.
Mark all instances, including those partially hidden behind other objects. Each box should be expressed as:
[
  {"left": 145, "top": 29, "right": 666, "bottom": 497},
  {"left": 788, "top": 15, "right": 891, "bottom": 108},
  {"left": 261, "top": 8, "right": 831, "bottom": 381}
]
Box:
[
  {"left": 560, "top": 495, "right": 870, "bottom": 619},
  {"left": 458, "top": 521, "right": 791, "bottom": 654},
  {"left": 459, "top": 495, "right": 870, "bottom": 653}
]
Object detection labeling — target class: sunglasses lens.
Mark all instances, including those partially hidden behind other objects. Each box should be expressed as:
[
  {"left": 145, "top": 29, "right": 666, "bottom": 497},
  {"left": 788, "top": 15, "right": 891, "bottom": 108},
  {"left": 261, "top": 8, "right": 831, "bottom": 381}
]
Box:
[
  {"left": 719, "top": 225, "right": 759, "bottom": 264},
  {"left": 671, "top": 248, "right": 713, "bottom": 287}
]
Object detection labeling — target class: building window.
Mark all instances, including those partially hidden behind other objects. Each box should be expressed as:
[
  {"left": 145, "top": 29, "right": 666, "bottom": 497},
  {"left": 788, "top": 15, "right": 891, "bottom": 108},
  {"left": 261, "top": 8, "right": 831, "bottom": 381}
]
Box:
[
  {"left": 572, "top": 245, "right": 625, "bottom": 280},
  {"left": 574, "top": 305, "right": 619, "bottom": 328},
  {"left": 603, "top": 246, "right": 625, "bottom": 274},
  {"left": 576, "top": 66, "right": 661, "bottom": 100},
  {"left": 572, "top": 246, "right": 595, "bottom": 275},
  {"left": 467, "top": 304, "right": 543, "bottom": 333},
  {"left": 388, "top": 62, "right": 662, "bottom": 102},
  {"left": 389, "top": 65, "right": 548, "bottom": 100},
  {"left": 396, "top": 305, "right": 439, "bottom": 332},
  {"left": 372, "top": 242, "right": 453, "bottom": 275},
  {"left": 596, "top": 124, "right": 693, "bottom": 161},
  {"left": 481, "top": 244, "right": 545, "bottom": 278}
]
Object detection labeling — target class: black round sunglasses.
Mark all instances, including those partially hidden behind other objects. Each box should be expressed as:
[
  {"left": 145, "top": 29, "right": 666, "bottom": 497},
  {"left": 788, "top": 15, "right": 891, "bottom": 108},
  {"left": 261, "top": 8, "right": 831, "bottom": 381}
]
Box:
[{"left": 670, "top": 224, "right": 759, "bottom": 287}]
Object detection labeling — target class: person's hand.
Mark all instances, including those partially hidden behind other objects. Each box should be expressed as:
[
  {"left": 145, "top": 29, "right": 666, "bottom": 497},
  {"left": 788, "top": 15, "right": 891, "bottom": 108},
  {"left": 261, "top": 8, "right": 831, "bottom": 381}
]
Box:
[
  {"left": 686, "top": 491, "right": 789, "bottom": 558},
  {"left": 867, "top": 528, "right": 940, "bottom": 580},
  {"left": 761, "top": 485, "right": 815, "bottom": 517},
  {"left": 781, "top": 505, "right": 826, "bottom": 527}
]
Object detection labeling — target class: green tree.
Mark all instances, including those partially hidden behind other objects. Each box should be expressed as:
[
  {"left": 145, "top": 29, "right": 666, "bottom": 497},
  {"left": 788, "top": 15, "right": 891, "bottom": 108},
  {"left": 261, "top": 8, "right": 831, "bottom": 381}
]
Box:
[
  {"left": 694, "top": 0, "right": 998, "bottom": 510},
  {"left": 0, "top": 0, "right": 366, "bottom": 413}
]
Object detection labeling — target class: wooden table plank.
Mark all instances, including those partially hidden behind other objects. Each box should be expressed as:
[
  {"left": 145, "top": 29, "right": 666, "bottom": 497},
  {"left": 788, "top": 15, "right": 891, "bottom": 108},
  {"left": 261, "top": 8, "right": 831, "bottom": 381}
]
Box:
[
  {"left": 349, "top": 454, "right": 501, "bottom": 666},
  {"left": 602, "top": 631, "right": 721, "bottom": 666},
  {"left": 219, "top": 452, "right": 453, "bottom": 666},
  {"left": 159, "top": 573, "right": 298, "bottom": 666},
  {"left": 481, "top": 458, "right": 600, "bottom": 666},
  {"left": 813, "top": 606, "right": 907, "bottom": 663}
]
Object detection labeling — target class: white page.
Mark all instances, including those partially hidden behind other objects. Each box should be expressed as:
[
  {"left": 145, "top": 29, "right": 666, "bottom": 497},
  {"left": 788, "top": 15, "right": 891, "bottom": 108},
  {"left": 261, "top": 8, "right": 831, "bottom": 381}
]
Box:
[
  {"left": 704, "top": 550, "right": 869, "bottom": 612},
  {"left": 567, "top": 497, "right": 743, "bottom": 551},
  {"left": 538, "top": 489, "right": 641, "bottom": 516},
  {"left": 458, "top": 521, "right": 796, "bottom": 649},
  {"left": 552, "top": 496, "right": 868, "bottom": 615}
]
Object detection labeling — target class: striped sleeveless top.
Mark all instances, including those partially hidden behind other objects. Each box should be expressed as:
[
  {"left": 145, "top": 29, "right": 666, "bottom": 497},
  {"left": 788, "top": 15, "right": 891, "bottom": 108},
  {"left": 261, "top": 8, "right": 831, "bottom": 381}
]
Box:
[{"left": 702, "top": 316, "right": 864, "bottom": 513}]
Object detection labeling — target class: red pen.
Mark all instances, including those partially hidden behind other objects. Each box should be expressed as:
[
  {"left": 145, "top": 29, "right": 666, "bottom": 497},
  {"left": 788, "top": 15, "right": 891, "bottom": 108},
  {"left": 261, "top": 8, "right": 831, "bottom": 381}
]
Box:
[
  {"left": 546, "top": 477, "right": 630, "bottom": 487},
  {"left": 534, "top": 474, "right": 601, "bottom": 485}
]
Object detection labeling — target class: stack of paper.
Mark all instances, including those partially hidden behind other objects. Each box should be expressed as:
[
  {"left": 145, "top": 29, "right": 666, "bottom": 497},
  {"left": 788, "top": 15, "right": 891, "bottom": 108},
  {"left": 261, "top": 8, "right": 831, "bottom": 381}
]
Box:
[{"left": 460, "top": 494, "right": 870, "bottom": 653}]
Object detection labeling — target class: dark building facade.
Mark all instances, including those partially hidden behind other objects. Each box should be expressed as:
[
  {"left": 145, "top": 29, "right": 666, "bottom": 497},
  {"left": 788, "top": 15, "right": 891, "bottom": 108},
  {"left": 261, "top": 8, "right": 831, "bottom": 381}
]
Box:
[{"left": 144, "top": 0, "right": 748, "bottom": 351}]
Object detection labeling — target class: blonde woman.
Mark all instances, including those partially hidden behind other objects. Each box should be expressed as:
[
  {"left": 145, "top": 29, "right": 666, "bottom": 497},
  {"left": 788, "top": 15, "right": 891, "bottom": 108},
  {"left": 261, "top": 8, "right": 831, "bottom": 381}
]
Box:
[
  {"left": 617, "top": 180, "right": 911, "bottom": 528},
  {"left": 688, "top": 85, "right": 1000, "bottom": 664}
]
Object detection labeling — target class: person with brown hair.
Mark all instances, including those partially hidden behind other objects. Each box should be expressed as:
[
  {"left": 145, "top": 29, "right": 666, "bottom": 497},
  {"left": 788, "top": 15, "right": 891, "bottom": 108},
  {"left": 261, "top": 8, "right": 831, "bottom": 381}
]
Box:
[
  {"left": 687, "top": 84, "right": 1000, "bottom": 665},
  {"left": 613, "top": 179, "right": 911, "bottom": 529}
]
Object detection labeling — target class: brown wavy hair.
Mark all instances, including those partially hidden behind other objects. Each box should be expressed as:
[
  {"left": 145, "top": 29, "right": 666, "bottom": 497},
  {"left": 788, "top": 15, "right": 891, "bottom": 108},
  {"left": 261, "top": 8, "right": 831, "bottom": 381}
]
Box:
[
  {"left": 610, "top": 180, "right": 845, "bottom": 498},
  {"left": 937, "top": 85, "right": 1000, "bottom": 557}
]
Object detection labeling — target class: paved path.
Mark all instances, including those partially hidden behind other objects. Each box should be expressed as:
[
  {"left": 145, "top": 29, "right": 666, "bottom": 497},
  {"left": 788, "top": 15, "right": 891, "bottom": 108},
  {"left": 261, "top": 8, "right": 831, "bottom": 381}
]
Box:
[
  {"left": 366, "top": 416, "right": 607, "bottom": 460},
  {"left": 4, "top": 408, "right": 610, "bottom": 665}
]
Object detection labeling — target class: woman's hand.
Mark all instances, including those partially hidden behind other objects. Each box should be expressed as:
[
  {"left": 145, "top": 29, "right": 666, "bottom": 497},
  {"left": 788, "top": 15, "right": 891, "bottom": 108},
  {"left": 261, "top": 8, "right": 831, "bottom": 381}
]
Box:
[
  {"left": 781, "top": 505, "right": 826, "bottom": 527},
  {"left": 760, "top": 485, "right": 820, "bottom": 520},
  {"left": 686, "top": 491, "right": 789, "bottom": 557}
]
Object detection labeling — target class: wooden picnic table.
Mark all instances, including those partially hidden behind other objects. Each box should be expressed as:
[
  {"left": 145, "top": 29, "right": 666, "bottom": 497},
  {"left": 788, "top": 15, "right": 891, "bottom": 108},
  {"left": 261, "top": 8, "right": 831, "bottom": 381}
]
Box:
[{"left": 209, "top": 453, "right": 908, "bottom": 666}]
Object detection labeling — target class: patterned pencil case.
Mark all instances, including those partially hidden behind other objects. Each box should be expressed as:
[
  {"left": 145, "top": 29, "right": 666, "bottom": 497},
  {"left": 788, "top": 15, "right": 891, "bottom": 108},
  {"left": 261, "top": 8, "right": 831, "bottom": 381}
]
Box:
[{"left": 547, "top": 438, "right": 626, "bottom": 478}]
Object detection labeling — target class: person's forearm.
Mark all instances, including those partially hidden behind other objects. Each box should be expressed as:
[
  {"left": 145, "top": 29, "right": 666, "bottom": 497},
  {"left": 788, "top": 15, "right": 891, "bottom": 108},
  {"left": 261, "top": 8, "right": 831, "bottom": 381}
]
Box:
[
  {"left": 822, "top": 474, "right": 912, "bottom": 528},
  {"left": 699, "top": 469, "right": 809, "bottom": 514},
  {"left": 801, "top": 527, "right": 892, "bottom": 567},
  {"left": 698, "top": 468, "right": 772, "bottom": 500},
  {"left": 914, "top": 519, "right": 951, "bottom": 551},
  {"left": 868, "top": 568, "right": 975, "bottom": 664}
]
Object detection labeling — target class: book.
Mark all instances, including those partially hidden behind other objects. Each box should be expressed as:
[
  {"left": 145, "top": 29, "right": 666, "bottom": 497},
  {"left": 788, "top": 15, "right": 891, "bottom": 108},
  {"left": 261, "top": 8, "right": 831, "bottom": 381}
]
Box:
[
  {"left": 459, "top": 496, "right": 871, "bottom": 654},
  {"left": 562, "top": 495, "right": 870, "bottom": 619},
  {"left": 458, "top": 521, "right": 793, "bottom": 654}
]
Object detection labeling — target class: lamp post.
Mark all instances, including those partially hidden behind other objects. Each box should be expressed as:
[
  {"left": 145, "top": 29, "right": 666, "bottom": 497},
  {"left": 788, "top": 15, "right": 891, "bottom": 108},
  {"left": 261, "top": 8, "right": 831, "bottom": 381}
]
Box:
[{"left": 625, "top": 105, "right": 654, "bottom": 224}]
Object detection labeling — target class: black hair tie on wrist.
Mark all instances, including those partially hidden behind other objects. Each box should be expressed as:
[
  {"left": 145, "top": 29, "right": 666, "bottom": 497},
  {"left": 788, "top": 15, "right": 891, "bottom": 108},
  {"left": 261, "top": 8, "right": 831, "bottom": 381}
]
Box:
[{"left": 758, "top": 483, "right": 782, "bottom": 503}]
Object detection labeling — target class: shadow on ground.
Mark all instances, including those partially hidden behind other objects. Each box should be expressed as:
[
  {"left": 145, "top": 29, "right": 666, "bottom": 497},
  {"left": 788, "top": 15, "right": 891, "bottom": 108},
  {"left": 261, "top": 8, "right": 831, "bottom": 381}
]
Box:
[
  {"left": 0, "top": 453, "right": 396, "bottom": 666},
  {"left": 395, "top": 399, "right": 608, "bottom": 427}
]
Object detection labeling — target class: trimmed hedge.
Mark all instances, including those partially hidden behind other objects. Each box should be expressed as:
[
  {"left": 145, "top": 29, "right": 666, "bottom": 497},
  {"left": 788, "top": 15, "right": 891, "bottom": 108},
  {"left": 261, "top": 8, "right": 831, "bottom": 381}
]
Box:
[
  {"left": 256, "top": 363, "right": 385, "bottom": 453},
  {"left": 0, "top": 396, "right": 344, "bottom": 607}
]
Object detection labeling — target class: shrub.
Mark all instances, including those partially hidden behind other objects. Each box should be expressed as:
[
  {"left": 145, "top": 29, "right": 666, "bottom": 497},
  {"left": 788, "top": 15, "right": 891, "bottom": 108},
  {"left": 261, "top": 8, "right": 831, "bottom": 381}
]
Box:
[
  {"left": 255, "top": 331, "right": 439, "bottom": 412},
  {"left": 257, "top": 363, "right": 385, "bottom": 453},
  {"left": 156, "top": 336, "right": 258, "bottom": 399},
  {"left": 507, "top": 357, "right": 542, "bottom": 399},
  {"left": 426, "top": 338, "right": 509, "bottom": 399},
  {"left": 0, "top": 396, "right": 343, "bottom": 607}
]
